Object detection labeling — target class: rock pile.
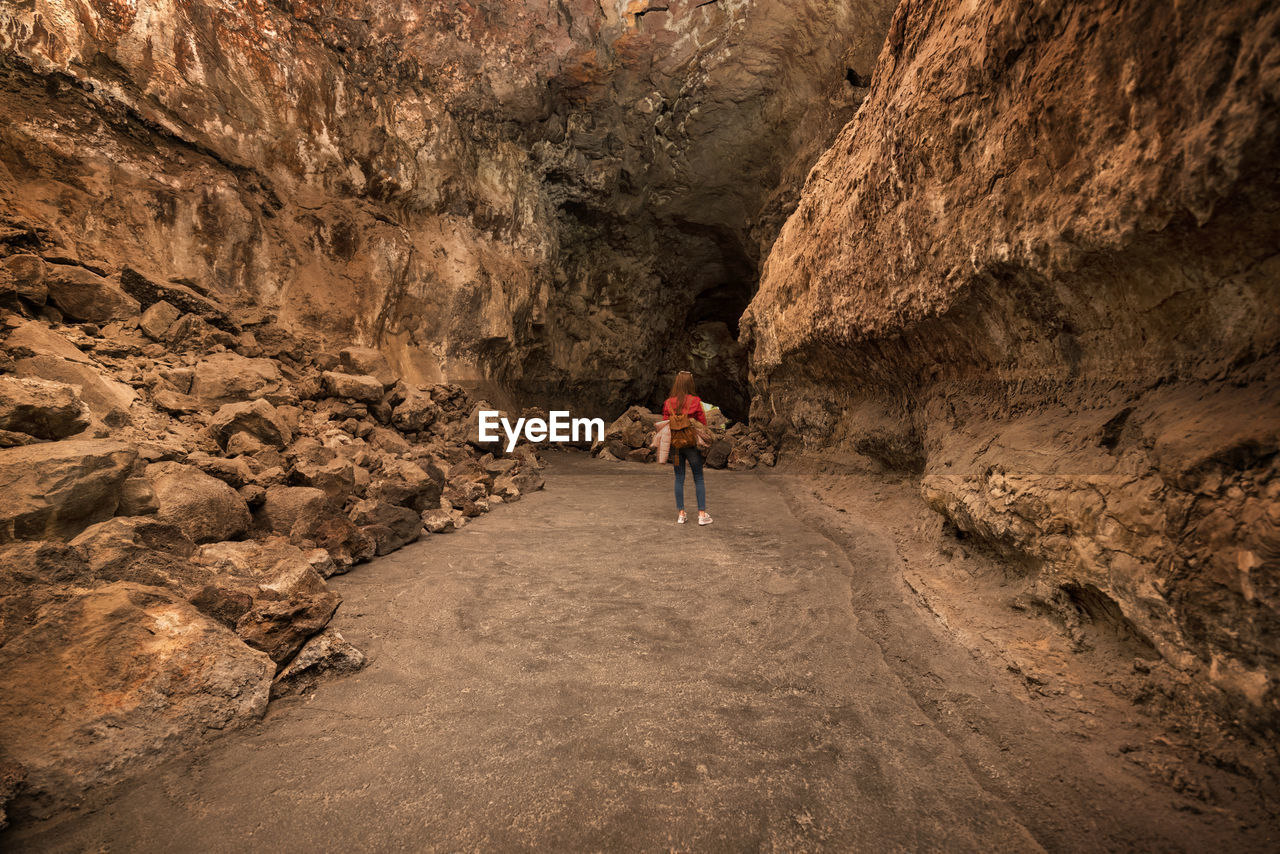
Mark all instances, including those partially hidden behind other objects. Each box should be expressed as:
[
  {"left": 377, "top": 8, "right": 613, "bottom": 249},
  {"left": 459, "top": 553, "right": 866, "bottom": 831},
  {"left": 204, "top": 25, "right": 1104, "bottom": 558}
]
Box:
[
  {"left": 0, "top": 267, "right": 544, "bottom": 821},
  {"left": 590, "top": 405, "right": 775, "bottom": 470}
]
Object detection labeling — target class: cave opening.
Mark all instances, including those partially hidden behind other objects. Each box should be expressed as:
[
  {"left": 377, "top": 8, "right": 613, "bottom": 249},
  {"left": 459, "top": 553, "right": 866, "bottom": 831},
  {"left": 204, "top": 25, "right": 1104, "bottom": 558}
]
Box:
[{"left": 652, "top": 223, "right": 757, "bottom": 423}]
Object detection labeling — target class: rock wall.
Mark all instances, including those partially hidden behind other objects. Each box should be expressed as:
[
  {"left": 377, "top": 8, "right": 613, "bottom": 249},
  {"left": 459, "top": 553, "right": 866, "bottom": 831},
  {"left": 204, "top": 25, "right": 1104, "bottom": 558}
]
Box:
[
  {"left": 1, "top": 0, "right": 897, "bottom": 417},
  {"left": 744, "top": 0, "right": 1280, "bottom": 729}
]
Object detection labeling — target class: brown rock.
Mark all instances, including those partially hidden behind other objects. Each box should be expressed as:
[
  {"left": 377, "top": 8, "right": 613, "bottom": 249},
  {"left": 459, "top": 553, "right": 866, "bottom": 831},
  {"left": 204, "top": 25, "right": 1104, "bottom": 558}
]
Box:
[
  {"left": 0, "top": 541, "right": 90, "bottom": 646},
  {"left": 338, "top": 346, "right": 397, "bottom": 387},
  {"left": 69, "top": 517, "right": 203, "bottom": 592},
  {"left": 209, "top": 399, "right": 292, "bottom": 449},
  {"left": 270, "top": 629, "right": 367, "bottom": 699},
  {"left": 704, "top": 438, "right": 732, "bottom": 469},
  {"left": 119, "top": 268, "right": 236, "bottom": 332},
  {"left": 0, "top": 583, "right": 272, "bottom": 816},
  {"left": 12, "top": 353, "right": 136, "bottom": 427},
  {"left": 235, "top": 591, "right": 341, "bottom": 666},
  {"left": 190, "top": 352, "right": 285, "bottom": 407},
  {"left": 138, "top": 299, "right": 181, "bottom": 340},
  {"left": 147, "top": 461, "right": 251, "bottom": 544},
  {"left": 0, "top": 440, "right": 137, "bottom": 542},
  {"left": 391, "top": 387, "right": 438, "bottom": 432},
  {"left": 257, "top": 486, "right": 329, "bottom": 535},
  {"left": 0, "top": 253, "right": 48, "bottom": 304},
  {"left": 166, "top": 314, "right": 238, "bottom": 353},
  {"left": 421, "top": 508, "right": 457, "bottom": 533},
  {"left": 43, "top": 265, "right": 139, "bottom": 322},
  {"left": 322, "top": 371, "right": 383, "bottom": 403},
  {"left": 348, "top": 498, "right": 422, "bottom": 555},
  {"left": 0, "top": 376, "right": 90, "bottom": 440}
]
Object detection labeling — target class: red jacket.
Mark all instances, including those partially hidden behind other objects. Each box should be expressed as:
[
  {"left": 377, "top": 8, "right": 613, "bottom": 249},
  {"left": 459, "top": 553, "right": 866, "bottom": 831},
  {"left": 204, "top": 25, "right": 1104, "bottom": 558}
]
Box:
[{"left": 662, "top": 395, "right": 707, "bottom": 425}]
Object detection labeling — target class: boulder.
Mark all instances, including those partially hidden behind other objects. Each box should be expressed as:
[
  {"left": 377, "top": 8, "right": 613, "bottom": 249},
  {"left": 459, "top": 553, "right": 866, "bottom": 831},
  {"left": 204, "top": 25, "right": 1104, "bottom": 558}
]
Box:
[
  {"left": 138, "top": 300, "right": 181, "bottom": 340},
  {"left": 368, "top": 425, "right": 411, "bottom": 455},
  {"left": 235, "top": 591, "right": 342, "bottom": 666},
  {"left": 704, "top": 438, "right": 733, "bottom": 469},
  {"left": 147, "top": 461, "right": 251, "bottom": 544},
  {"left": 0, "top": 376, "right": 90, "bottom": 440},
  {"left": 186, "top": 452, "right": 255, "bottom": 488},
  {"left": 289, "top": 455, "right": 357, "bottom": 501},
  {"left": 322, "top": 371, "right": 383, "bottom": 403},
  {"left": 0, "top": 583, "right": 272, "bottom": 817},
  {"left": 270, "top": 629, "right": 367, "bottom": 699},
  {"left": 0, "top": 253, "right": 48, "bottom": 304},
  {"left": 192, "top": 538, "right": 330, "bottom": 600},
  {"left": 188, "top": 584, "right": 255, "bottom": 629},
  {"left": 349, "top": 499, "right": 422, "bottom": 555},
  {"left": 118, "top": 475, "right": 160, "bottom": 515},
  {"left": 0, "top": 541, "right": 90, "bottom": 646},
  {"left": 13, "top": 354, "right": 137, "bottom": 426},
  {"left": 367, "top": 459, "right": 442, "bottom": 511},
  {"left": 165, "top": 315, "right": 238, "bottom": 353},
  {"left": 119, "top": 268, "right": 237, "bottom": 332},
  {"left": 0, "top": 440, "right": 136, "bottom": 542},
  {"left": 69, "top": 517, "right": 203, "bottom": 592},
  {"left": 43, "top": 265, "right": 140, "bottom": 323},
  {"left": 289, "top": 509, "right": 375, "bottom": 571},
  {"left": 391, "top": 387, "right": 438, "bottom": 432},
  {"left": 257, "top": 486, "right": 329, "bottom": 535},
  {"left": 421, "top": 508, "right": 457, "bottom": 533},
  {"left": 152, "top": 389, "right": 202, "bottom": 415},
  {"left": 209, "top": 399, "right": 292, "bottom": 450},
  {"left": 190, "top": 352, "right": 285, "bottom": 407},
  {"left": 338, "top": 346, "right": 397, "bottom": 387}
]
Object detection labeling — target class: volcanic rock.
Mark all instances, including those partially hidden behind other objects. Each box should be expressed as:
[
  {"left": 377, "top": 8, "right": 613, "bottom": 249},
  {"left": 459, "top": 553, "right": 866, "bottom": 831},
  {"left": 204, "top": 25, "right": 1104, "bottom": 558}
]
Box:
[
  {"left": 0, "top": 583, "right": 272, "bottom": 817},
  {"left": 0, "top": 440, "right": 137, "bottom": 542},
  {"left": 147, "top": 462, "right": 251, "bottom": 544},
  {"left": 270, "top": 629, "right": 367, "bottom": 699},
  {"left": 0, "top": 376, "right": 90, "bottom": 440},
  {"left": 43, "top": 265, "right": 139, "bottom": 323}
]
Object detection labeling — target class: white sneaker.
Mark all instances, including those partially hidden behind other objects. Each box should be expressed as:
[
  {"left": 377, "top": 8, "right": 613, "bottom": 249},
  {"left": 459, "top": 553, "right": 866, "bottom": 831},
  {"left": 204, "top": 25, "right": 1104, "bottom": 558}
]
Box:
[
  {"left": 698, "top": 513, "right": 713, "bottom": 526},
  {"left": 677, "top": 511, "right": 687, "bottom": 524}
]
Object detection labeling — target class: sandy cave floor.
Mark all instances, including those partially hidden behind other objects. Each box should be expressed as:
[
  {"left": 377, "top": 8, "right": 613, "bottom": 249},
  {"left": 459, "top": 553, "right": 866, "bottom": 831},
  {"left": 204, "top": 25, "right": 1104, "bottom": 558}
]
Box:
[{"left": 5, "top": 452, "right": 1278, "bottom": 852}]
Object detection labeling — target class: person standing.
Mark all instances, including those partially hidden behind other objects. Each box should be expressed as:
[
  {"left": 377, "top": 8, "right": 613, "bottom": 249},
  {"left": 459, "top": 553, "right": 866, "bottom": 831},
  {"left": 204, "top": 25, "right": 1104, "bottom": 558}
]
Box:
[{"left": 662, "top": 371, "right": 712, "bottom": 525}]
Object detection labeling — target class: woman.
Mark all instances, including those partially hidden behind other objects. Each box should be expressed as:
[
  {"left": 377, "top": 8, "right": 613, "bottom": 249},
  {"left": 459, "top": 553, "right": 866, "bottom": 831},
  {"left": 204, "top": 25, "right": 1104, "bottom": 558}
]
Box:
[{"left": 662, "top": 371, "right": 712, "bottom": 525}]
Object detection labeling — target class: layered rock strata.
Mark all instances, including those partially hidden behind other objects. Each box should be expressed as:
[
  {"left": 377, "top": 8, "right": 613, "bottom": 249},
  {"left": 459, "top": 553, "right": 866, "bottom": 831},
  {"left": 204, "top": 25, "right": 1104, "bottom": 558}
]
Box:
[{"left": 744, "top": 0, "right": 1280, "bottom": 731}]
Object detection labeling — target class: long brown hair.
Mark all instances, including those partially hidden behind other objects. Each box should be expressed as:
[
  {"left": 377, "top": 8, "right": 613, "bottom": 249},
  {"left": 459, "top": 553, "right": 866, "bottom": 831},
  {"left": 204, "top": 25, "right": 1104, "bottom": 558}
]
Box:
[{"left": 669, "top": 370, "right": 696, "bottom": 413}]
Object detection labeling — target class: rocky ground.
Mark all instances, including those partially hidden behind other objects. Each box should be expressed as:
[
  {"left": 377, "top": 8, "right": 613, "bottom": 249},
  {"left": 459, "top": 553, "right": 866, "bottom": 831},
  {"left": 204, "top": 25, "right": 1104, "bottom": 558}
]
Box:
[
  {"left": 3, "top": 454, "right": 1276, "bottom": 852},
  {"left": 589, "top": 403, "right": 775, "bottom": 469},
  {"left": 0, "top": 265, "right": 547, "bottom": 824}
]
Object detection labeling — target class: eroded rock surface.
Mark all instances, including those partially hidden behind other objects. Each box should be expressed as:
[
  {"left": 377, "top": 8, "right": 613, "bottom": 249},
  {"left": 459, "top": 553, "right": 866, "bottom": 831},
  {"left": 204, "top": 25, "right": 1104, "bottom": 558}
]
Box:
[{"left": 744, "top": 0, "right": 1280, "bottom": 731}]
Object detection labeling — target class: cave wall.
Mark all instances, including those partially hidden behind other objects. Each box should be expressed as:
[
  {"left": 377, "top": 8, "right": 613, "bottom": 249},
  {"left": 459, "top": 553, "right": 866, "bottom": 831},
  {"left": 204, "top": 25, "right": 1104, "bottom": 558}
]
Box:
[
  {"left": 1, "top": 0, "right": 897, "bottom": 418},
  {"left": 744, "top": 0, "right": 1280, "bottom": 726}
]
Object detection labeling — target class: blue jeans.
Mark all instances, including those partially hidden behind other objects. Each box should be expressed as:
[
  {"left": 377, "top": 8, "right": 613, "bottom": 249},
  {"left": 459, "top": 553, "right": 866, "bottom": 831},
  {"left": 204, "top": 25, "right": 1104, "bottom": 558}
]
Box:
[{"left": 673, "top": 447, "right": 706, "bottom": 512}]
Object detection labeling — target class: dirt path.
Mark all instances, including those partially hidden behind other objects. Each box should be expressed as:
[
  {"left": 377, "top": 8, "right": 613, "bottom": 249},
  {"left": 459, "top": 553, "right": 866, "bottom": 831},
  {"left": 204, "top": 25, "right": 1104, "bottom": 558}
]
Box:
[{"left": 7, "top": 454, "right": 1272, "bottom": 852}]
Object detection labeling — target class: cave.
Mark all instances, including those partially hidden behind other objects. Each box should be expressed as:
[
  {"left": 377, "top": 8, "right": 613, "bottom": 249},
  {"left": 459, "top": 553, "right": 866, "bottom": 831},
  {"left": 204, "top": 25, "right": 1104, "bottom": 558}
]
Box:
[{"left": 1, "top": 0, "right": 1279, "bottom": 846}]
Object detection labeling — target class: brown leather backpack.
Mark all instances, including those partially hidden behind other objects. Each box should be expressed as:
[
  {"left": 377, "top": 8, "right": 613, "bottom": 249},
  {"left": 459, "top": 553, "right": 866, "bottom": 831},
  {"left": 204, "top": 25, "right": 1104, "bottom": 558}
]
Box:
[{"left": 668, "top": 401, "right": 697, "bottom": 450}]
